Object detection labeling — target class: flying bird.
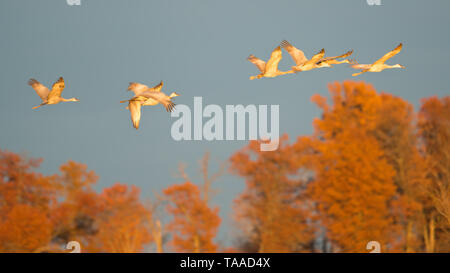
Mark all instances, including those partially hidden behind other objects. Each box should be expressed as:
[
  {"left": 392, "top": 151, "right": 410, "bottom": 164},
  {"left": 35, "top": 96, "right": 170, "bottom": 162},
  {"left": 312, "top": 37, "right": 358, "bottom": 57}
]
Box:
[
  {"left": 120, "top": 81, "right": 178, "bottom": 129},
  {"left": 124, "top": 81, "right": 178, "bottom": 112},
  {"left": 28, "top": 77, "right": 79, "bottom": 109},
  {"left": 126, "top": 81, "right": 179, "bottom": 108},
  {"left": 247, "top": 46, "right": 295, "bottom": 80},
  {"left": 316, "top": 50, "right": 354, "bottom": 68},
  {"left": 351, "top": 43, "right": 405, "bottom": 76},
  {"left": 280, "top": 40, "right": 325, "bottom": 72}
]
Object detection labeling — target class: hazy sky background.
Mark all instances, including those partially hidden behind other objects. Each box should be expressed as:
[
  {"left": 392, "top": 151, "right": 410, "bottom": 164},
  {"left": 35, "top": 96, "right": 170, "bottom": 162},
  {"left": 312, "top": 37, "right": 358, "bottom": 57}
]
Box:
[{"left": 1, "top": 0, "right": 449, "bottom": 247}]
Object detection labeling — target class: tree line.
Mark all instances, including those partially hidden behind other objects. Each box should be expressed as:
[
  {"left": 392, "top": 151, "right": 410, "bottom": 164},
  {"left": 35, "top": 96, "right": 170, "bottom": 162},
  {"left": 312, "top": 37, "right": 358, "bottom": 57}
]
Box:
[{"left": 0, "top": 81, "right": 448, "bottom": 252}]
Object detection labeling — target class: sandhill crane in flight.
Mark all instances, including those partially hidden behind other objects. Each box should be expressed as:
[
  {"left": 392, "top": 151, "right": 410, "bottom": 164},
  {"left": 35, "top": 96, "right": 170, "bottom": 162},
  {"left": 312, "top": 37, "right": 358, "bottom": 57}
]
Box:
[
  {"left": 120, "top": 81, "right": 178, "bottom": 129},
  {"left": 28, "top": 77, "right": 79, "bottom": 109},
  {"left": 124, "top": 81, "right": 179, "bottom": 108},
  {"left": 280, "top": 40, "right": 325, "bottom": 72},
  {"left": 315, "top": 50, "right": 354, "bottom": 68},
  {"left": 351, "top": 43, "right": 405, "bottom": 76},
  {"left": 247, "top": 46, "right": 295, "bottom": 80}
]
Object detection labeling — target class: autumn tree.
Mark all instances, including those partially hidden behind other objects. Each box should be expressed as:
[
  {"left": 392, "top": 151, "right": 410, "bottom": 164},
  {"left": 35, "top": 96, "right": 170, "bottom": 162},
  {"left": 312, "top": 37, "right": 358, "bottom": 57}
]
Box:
[
  {"left": 418, "top": 96, "right": 450, "bottom": 252},
  {"left": 89, "top": 184, "right": 152, "bottom": 253},
  {"left": 302, "top": 82, "right": 447, "bottom": 252},
  {"left": 231, "top": 135, "right": 314, "bottom": 253},
  {"left": 50, "top": 161, "right": 102, "bottom": 248},
  {"left": 144, "top": 199, "right": 166, "bottom": 253},
  {"left": 177, "top": 152, "right": 226, "bottom": 205},
  {"left": 163, "top": 181, "right": 221, "bottom": 252},
  {"left": 368, "top": 92, "right": 429, "bottom": 252},
  {"left": 295, "top": 82, "right": 400, "bottom": 252},
  {"left": 0, "top": 150, "right": 55, "bottom": 252},
  {"left": 0, "top": 204, "right": 52, "bottom": 253},
  {"left": 0, "top": 151, "right": 153, "bottom": 253},
  {"left": 51, "top": 162, "right": 153, "bottom": 253},
  {"left": 0, "top": 150, "right": 56, "bottom": 213}
]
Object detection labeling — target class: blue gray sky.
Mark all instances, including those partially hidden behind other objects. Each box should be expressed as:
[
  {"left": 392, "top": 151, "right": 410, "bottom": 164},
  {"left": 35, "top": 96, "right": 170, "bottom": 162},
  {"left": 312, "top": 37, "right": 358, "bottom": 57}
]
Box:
[{"left": 1, "top": 0, "right": 449, "bottom": 246}]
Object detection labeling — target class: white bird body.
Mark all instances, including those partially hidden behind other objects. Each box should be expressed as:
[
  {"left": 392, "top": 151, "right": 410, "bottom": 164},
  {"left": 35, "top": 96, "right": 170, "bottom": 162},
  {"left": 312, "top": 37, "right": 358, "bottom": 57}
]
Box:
[
  {"left": 351, "top": 43, "right": 405, "bottom": 76},
  {"left": 247, "top": 46, "right": 295, "bottom": 80},
  {"left": 28, "top": 77, "right": 79, "bottom": 109},
  {"left": 358, "top": 63, "right": 404, "bottom": 72}
]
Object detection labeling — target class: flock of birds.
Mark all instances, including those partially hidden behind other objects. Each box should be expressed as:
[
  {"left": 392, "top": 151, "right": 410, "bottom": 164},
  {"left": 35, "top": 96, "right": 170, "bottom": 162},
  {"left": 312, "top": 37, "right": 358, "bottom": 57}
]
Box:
[
  {"left": 248, "top": 40, "right": 404, "bottom": 79},
  {"left": 27, "top": 40, "right": 404, "bottom": 129},
  {"left": 28, "top": 78, "right": 179, "bottom": 129}
]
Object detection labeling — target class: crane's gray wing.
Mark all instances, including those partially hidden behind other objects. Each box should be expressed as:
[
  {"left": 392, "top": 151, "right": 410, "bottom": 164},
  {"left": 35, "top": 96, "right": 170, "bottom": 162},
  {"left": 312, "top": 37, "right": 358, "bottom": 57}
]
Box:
[
  {"left": 247, "top": 55, "right": 266, "bottom": 73},
  {"left": 129, "top": 100, "right": 142, "bottom": 129},
  {"left": 280, "top": 40, "right": 308, "bottom": 66},
  {"left": 28, "top": 79, "right": 50, "bottom": 101},
  {"left": 318, "top": 50, "right": 353, "bottom": 64},
  {"left": 128, "top": 82, "right": 149, "bottom": 96}
]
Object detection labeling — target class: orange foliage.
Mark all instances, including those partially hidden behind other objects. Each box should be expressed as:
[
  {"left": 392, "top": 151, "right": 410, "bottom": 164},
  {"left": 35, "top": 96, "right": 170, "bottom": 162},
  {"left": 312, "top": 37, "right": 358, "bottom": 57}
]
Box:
[
  {"left": 91, "top": 184, "right": 152, "bottom": 253},
  {"left": 57, "top": 160, "right": 98, "bottom": 198},
  {"left": 0, "top": 82, "right": 448, "bottom": 253},
  {"left": 0, "top": 204, "right": 52, "bottom": 252},
  {"left": 230, "top": 82, "right": 440, "bottom": 252},
  {"left": 418, "top": 96, "right": 450, "bottom": 252},
  {"left": 299, "top": 82, "right": 401, "bottom": 252},
  {"left": 231, "top": 135, "right": 314, "bottom": 252},
  {"left": 0, "top": 151, "right": 152, "bottom": 253},
  {"left": 0, "top": 150, "right": 56, "bottom": 213},
  {"left": 163, "top": 182, "right": 220, "bottom": 252},
  {"left": 0, "top": 150, "right": 55, "bottom": 252},
  {"left": 50, "top": 161, "right": 102, "bottom": 247}
]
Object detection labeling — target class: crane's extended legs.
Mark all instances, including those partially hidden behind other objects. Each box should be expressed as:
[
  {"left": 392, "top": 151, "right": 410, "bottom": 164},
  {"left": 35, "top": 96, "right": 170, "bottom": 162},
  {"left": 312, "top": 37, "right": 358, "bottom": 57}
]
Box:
[
  {"left": 352, "top": 69, "right": 369, "bottom": 77},
  {"left": 32, "top": 103, "right": 47, "bottom": 109}
]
